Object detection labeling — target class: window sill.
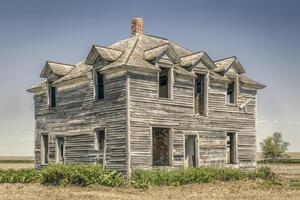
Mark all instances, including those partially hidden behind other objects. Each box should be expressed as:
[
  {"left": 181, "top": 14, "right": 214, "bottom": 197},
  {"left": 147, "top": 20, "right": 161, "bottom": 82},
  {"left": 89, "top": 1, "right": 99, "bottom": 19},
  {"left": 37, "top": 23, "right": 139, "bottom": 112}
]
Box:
[
  {"left": 47, "top": 107, "right": 56, "bottom": 111},
  {"left": 193, "top": 114, "right": 208, "bottom": 118},
  {"left": 225, "top": 103, "right": 238, "bottom": 107}
]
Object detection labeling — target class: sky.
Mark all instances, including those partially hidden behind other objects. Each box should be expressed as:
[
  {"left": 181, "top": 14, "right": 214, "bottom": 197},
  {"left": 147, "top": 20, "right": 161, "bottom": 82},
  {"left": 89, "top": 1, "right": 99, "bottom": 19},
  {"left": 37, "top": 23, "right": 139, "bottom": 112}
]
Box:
[{"left": 0, "top": 0, "right": 299, "bottom": 156}]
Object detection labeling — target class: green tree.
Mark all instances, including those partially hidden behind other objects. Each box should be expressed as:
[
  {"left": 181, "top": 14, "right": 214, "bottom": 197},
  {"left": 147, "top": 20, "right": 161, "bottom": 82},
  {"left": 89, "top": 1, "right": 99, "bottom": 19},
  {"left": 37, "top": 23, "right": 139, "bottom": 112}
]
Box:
[{"left": 260, "top": 132, "right": 290, "bottom": 160}]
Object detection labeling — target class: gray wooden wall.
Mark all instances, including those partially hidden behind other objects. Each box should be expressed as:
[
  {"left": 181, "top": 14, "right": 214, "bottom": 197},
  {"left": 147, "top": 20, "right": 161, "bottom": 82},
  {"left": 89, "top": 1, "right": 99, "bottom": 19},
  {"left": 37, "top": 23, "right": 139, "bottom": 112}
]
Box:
[
  {"left": 33, "top": 62, "right": 258, "bottom": 173},
  {"left": 34, "top": 71, "right": 128, "bottom": 172},
  {"left": 128, "top": 66, "right": 257, "bottom": 171}
]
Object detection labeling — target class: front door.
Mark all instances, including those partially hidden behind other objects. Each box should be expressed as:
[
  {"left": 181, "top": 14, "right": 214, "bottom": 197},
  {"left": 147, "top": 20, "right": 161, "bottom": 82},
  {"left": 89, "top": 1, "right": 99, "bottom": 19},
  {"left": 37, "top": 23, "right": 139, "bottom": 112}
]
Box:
[{"left": 185, "top": 135, "right": 197, "bottom": 167}]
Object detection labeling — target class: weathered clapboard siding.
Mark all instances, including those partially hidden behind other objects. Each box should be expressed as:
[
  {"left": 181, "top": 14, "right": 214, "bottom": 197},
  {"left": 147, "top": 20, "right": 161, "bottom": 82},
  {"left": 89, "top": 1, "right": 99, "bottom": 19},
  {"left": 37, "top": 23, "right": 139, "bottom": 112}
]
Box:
[
  {"left": 128, "top": 63, "right": 258, "bottom": 170},
  {"left": 34, "top": 71, "right": 128, "bottom": 172}
]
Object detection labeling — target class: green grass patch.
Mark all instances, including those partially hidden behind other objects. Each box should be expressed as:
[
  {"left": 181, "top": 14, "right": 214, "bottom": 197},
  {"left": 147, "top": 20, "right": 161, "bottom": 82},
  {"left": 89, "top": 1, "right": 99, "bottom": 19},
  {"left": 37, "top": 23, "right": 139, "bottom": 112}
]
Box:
[
  {"left": 131, "top": 166, "right": 279, "bottom": 188},
  {"left": 41, "top": 164, "right": 124, "bottom": 187},
  {"left": 0, "top": 168, "right": 41, "bottom": 183},
  {"left": 0, "top": 165, "right": 280, "bottom": 188},
  {"left": 258, "top": 159, "right": 300, "bottom": 164},
  {"left": 0, "top": 160, "right": 34, "bottom": 164}
]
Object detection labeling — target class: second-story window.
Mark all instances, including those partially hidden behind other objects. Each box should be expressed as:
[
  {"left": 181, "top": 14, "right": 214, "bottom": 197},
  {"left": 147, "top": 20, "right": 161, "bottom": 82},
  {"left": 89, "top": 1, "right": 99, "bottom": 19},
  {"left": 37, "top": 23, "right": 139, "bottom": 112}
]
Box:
[
  {"left": 48, "top": 82, "right": 56, "bottom": 108},
  {"left": 226, "top": 80, "right": 235, "bottom": 104},
  {"left": 195, "top": 74, "right": 206, "bottom": 115},
  {"left": 159, "top": 67, "right": 170, "bottom": 98},
  {"left": 95, "top": 71, "right": 104, "bottom": 100}
]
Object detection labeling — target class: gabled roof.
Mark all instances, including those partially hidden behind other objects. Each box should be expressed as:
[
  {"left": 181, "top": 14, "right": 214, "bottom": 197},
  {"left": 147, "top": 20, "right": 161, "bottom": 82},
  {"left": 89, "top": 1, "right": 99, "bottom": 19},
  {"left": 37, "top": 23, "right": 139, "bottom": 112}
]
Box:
[
  {"left": 85, "top": 45, "right": 123, "bottom": 65},
  {"left": 214, "top": 57, "right": 245, "bottom": 74},
  {"left": 144, "top": 43, "right": 180, "bottom": 63},
  {"left": 239, "top": 75, "right": 266, "bottom": 89},
  {"left": 54, "top": 60, "right": 92, "bottom": 84},
  {"left": 29, "top": 32, "right": 265, "bottom": 92},
  {"left": 100, "top": 33, "right": 192, "bottom": 72},
  {"left": 180, "top": 51, "right": 217, "bottom": 69},
  {"left": 40, "top": 61, "right": 75, "bottom": 78}
]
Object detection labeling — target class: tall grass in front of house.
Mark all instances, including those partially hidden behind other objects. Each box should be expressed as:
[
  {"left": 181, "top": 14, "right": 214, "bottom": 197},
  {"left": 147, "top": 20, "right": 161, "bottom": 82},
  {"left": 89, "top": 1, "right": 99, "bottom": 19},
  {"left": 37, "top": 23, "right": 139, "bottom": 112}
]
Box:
[
  {"left": 0, "top": 165, "right": 279, "bottom": 188},
  {"left": 131, "top": 166, "right": 279, "bottom": 188},
  {"left": 41, "top": 164, "right": 124, "bottom": 186},
  {"left": 0, "top": 164, "right": 124, "bottom": 186},
  {"left": 0, "top": 168, "right": 41, "bottom": 183}
]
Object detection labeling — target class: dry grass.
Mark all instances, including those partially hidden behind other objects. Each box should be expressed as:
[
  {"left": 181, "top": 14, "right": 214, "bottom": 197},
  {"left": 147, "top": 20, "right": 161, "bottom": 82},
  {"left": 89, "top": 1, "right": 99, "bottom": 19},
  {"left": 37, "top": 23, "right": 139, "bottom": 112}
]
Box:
[
  {"left": 259, "top": 163, "right": 300, "bottom": 180},
  {"left": 0, "top": 181, "right": 299, "bottom": 200},
  {"left": 0, "top": 163, "right": 299, "bottom": 199},
  {"left": 0, "top": 163, "right": 33, "bottom": 170}
]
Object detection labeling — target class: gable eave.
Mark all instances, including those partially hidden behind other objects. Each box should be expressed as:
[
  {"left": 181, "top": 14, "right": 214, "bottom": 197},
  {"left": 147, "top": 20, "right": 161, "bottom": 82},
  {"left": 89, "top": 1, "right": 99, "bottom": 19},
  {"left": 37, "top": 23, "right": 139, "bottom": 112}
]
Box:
[{"left": 85, "top": 45, "right": 124, "bottom": 65}]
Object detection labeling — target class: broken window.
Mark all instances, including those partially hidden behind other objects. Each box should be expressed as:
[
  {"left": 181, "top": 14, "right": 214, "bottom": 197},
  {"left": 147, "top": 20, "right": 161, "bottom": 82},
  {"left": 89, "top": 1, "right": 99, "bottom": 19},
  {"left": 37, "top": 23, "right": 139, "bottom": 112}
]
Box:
[
  {"left": 226, "top": 132, "right": 237, "bottom": 164},
  {"left": 195, "top": 74, "right": 206, "bottom": 115},
  {"left": 56, "top": 137, "right": 65, "bottom": 163},
  {"left": 159, "top": 67, "right": 169, "bottom": 98},
  {"left": 48, "top": 82, "right": 56, "bottom": 108},
  {"left": 41, "top": 134, "right": 49, "bottom": 165},
  {"left": 152, "top": 127, "right": 170, "bottom": 166},
  {"left": 96, "top": 130, "right": 106, "bottom": 165},
  {"left": 96, "top": 72, "right": 104, "bottom": 100},
  {"left": 226, "top": 81, "right": 235, "bottom": 104}
]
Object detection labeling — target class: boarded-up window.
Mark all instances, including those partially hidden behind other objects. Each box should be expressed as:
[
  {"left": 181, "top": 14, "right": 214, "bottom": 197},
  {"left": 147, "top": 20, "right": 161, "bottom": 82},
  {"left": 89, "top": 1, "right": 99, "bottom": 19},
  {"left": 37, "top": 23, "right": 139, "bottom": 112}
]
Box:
[
  {"left": 96, "top": 130, "right": 106, "bottom": 165},
  {"left": 226, "top": 132, "right": 236, "bottom": 164},
  {"left": 195, "top": 74, "right": 206, "bottom": 115},
  {"left": 41, "top": 134, "right": 49, "bottom": 164},
  {"left": 56, "top": 137, "right": 65, "bottom": 163},
  {"left": 96, "top": 72, "right": 104, "bottom": 100},
  {"left": 226, "top": 81, "right": 235, "bottom": 104},
  {"left": 159, "top": 67, "right": 169, "bottom": 98},
  {"left": 152, "top": 127, "right": 170, "bottom": 166},
  {"left": 48, "top": 82, "right": 56, "bottom": 108}
]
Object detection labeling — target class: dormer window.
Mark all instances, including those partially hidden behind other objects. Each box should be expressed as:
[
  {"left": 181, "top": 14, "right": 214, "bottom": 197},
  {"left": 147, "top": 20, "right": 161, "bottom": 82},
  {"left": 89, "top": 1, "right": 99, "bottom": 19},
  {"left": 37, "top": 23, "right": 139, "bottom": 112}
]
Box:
[
  {"left": 48, "top": 82, "right": 56, "bottom": 108},
  {"left": 159, "top": 67, "right": 170, "bottom": 98},
  {"left": 94, "top": 71, "right": 104, "bottom": 100},
  {"left": 195, "top": 74, "right": 208, "bottom": 116},
  {"left": 226, "top": 79, "right": 237, "bottom": 104},
  {"left": 94, "top": 56, "right": 105, "bottom": 65}
]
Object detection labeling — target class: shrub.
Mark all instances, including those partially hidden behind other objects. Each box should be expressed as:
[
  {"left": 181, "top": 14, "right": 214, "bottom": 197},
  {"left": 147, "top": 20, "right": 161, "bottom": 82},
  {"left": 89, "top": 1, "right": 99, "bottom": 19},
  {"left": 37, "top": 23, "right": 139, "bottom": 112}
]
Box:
[
  {"left": 0, "top": 169, "right": 41, "bottom": 183},
  {"left": 41, "top": 164, "right": 124, "bottom": 187},
  {"left": 131, "top": 166, "right": 278, "bottom": 188}
]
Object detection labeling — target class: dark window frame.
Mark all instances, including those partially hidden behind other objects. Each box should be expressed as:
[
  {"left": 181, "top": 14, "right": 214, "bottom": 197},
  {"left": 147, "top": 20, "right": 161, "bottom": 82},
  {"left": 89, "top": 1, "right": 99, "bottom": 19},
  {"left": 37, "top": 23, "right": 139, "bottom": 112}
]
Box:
[
  {"left": 95, "top": 129, "right": 106, "bottom": 166},
  {"left": 152, "top": 127, "right": 171, "bottom": 166},
  {"left": 158, "top": 67, "right": 170, "bottom": 98},
  {"left": 226, "top": 79, "right": 236, "bottom": 105},
  {"left": 48, "top": 82, "right": 56, "bottom": 108},
  {"left": 94, "top": 71, "right": 104, "bottom": 100},
  {"left": 194, "top": 73, "right": 207, "bottom": 116}
]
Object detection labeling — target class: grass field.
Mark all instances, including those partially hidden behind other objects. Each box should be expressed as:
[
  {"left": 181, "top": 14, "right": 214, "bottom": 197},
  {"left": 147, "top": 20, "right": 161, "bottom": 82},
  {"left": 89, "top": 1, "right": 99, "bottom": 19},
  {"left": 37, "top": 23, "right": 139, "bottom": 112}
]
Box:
[{"left": 0, "top": 162, "right": 299, "bottom": 200}]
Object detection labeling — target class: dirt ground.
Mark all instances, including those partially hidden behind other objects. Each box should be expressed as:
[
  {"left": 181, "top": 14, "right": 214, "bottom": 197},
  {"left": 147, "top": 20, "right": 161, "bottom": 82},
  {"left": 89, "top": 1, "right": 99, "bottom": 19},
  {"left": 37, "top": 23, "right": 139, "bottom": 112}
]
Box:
[
  {"left": 0, "top": 163, "right": 299, "bottom": 200},
  {"left": 0, "top": 181, "right": 299, "bottom": 200}
]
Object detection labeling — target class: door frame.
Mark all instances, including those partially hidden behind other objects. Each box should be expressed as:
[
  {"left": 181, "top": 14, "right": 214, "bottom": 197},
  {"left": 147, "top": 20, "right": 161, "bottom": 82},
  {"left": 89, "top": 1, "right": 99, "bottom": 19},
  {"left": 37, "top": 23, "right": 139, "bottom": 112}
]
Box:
[{"left": 184, "top": 133, "right": 199, "bottom": 167}]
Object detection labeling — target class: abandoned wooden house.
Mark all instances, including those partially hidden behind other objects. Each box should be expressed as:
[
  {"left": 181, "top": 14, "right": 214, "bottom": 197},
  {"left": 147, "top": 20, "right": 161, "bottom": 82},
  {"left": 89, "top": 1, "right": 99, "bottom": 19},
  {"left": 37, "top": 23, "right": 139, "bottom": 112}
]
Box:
[{"left": 27, "top": 17, "right": 265, "bottom": 174}]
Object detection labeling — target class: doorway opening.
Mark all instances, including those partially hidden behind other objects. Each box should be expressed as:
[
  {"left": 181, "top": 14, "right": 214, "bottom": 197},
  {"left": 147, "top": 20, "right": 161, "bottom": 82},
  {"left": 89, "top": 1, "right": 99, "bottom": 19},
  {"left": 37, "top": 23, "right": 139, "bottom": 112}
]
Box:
[
  {"left": 185, "top": 135, "right": 197, "bottom": 167},
  {"left": 56, "top": 137, "right": 65, "bottom": 163}
]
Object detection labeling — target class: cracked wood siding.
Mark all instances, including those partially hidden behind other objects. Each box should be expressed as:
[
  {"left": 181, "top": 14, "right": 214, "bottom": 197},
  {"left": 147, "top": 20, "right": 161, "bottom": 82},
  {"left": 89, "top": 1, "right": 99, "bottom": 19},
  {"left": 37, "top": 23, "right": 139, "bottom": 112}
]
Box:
[
  {"left": 129, "top": 67, "right": 257, "bottom": 170},
  {"left": 33, "top": 71, "right": 127, "bottom": 172},
  {"left": 209, "top": 80, "right": 257, "bottom": 169}
]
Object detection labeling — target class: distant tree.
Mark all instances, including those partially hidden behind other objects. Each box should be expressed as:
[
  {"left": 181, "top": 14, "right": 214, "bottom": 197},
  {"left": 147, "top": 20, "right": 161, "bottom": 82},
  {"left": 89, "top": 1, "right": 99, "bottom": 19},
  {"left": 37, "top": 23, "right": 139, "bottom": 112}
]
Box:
[{"left": 260, "top": 132, "right": 290, "bottom": 160}]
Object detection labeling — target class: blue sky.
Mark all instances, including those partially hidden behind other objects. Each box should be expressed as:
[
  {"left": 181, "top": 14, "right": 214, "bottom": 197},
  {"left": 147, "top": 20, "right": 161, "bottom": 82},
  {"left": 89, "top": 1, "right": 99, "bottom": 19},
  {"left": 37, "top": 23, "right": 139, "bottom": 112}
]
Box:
[{"left": 0, "top": 0, "right": 299, "bottom": 156}]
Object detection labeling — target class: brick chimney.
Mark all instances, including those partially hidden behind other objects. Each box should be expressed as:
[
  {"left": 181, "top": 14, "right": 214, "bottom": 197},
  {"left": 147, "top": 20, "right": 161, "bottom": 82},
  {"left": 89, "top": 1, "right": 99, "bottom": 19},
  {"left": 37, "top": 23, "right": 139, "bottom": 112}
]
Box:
[{"left": 131, "top": 17, "right": 144, "bottom": 35}]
